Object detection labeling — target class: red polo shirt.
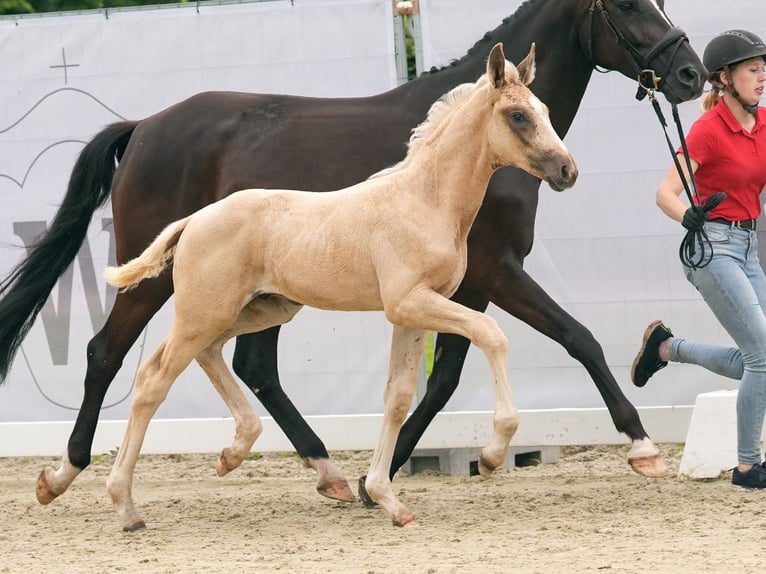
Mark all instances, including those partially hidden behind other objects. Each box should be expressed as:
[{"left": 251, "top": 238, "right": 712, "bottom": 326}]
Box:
[{"left": 682, "top": 100, "right": 766, "bottom": 220}]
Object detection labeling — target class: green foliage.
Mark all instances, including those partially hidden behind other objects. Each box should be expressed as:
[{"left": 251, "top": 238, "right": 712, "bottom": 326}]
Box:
[
  {"left": 0, "top": 0, "right": 35, "bottom": 14},
  {"left": 1, "top": 0, "right": 187, "bottom": 15}
]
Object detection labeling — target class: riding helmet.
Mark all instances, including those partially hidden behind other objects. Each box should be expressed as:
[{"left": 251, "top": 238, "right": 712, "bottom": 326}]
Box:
[{"left": 703, "top": 29, "right": 766, "bottom": 79}]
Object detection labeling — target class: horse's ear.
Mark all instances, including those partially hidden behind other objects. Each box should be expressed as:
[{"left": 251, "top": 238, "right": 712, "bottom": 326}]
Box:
[
  {"left": 487, "top": 43, "right": 507, "bottom": 89},
  {"left": 517, "top": 43, "right": 536, "bottom": 86}
]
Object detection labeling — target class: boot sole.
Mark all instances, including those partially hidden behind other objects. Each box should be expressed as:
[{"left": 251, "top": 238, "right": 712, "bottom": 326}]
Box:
[{"left": 631, "top": 319, "right": 665, "bottom": 387}]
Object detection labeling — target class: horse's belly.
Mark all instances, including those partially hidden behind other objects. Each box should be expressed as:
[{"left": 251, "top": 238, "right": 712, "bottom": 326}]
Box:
[{"left": 271, "top": 266, "right": 383, "bottom": 312}]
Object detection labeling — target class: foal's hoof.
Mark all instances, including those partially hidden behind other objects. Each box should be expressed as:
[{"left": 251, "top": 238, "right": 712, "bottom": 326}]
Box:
[
  {"left": 357, "top": 476, "right": 378, "bottom": 508},
  {"left": 36, "top": 468, "right": 61, "bottom": 505},
  {"left": 216, "top": 452, "right": 233, "bottom": 477},
  {"left": 477, "top": 455, "right": 498, "bottom": 478},
  {"left": 216, "top": 448, "right": 245, "bottom": 477},
  {"left": 392, "top": 510, "right": 418, "bottom": 528},
  {"left": 123, "top": 520, "right": 147, "bottom": 533},
  {"left": 629, "top": 453, "right": 667, "bottom": 478},
  {"left": 317, "top": 478, "right": 355, "bottom": 503}
]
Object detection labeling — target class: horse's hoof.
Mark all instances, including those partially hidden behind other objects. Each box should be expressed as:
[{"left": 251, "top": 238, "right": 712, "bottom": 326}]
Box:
[
  {"left": 317, "top": 479, "right": 355, "bottom": 503},
  {"left": 122, "top": 520, "right": 146, "bottom": 533},
  {"left": 357, "top": 476, "right": 378, "bottom": 508},
  {"left": 629, "top": 453, "right": 667, "bottom": 478},
  {"left": 477, "top": 455, "right": 497, "bottom": 478},
  {"left": 36, "top": 468, "right": 61, "bottom": 505}
]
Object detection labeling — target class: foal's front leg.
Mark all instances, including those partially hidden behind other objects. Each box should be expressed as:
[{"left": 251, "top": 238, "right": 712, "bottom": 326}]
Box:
[
  {"left": 364, "top": 325, "right": 426, "bottom": 527},
  {"left": 386, "top": 290, "right": 519, "bottom": 477}
]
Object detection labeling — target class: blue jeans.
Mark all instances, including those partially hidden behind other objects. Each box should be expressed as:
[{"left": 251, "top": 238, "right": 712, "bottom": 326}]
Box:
[{"left": 669, "top": 221, "right": 766, "bottom": 465}]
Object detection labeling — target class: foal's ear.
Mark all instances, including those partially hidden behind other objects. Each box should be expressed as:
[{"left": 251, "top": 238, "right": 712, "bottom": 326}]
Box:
[
  {"left": 517, "top": 43, "right": 536, "bottom": 86},
  {"left": 487, "top": 43, "right": 508, "bottom": 89}
]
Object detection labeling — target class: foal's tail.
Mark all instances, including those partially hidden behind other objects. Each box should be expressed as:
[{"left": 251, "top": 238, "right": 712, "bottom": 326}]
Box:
[
  {"left": 0, "top": 120, "right": 138, "bottom": 385},
  {"left": 104, "top": 216, "right": 191, "bottom": 292}
]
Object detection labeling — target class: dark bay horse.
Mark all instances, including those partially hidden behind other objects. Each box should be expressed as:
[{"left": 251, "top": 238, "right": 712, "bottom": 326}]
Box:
[{"left": 0, "top": 0, "right": 705, "bottom": 506}]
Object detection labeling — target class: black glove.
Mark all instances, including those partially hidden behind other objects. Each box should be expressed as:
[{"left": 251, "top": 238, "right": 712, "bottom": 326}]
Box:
[
  {"left": 682, "top": 204, "right": 707, "bottom": 231},
  {"left": 681, "top": 191, "right": 727, "bottom": 232}
]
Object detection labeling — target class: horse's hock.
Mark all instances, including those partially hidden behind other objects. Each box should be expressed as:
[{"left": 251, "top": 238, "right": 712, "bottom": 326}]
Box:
[{"left": 403, "top": 446, "right": 560, "bottom": 477}]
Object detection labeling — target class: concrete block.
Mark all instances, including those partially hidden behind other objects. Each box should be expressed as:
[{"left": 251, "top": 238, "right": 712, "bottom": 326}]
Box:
[
  {"left": 403, "top": 445, "right": 560, "bottom": 477},
  {"left": 679, "top": 390, "right": 766, "bottom": 479}
]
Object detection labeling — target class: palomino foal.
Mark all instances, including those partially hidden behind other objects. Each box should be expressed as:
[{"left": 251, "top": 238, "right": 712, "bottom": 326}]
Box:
[{"left": 103, "top": 42, "right": 577, "bottom": 530}]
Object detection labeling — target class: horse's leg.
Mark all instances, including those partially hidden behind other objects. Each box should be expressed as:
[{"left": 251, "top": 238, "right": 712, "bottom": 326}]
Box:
[
  {"left": 225, "top": 298, "right": 355, "bottom": 499},
  {"left": 385, "top": 291, "right": 518, "bottom": 478},
  {"left": 232, "top": 329, "right": 354, "bottom": 502},
  {"left": 36, "top": 278, "right": 172, "bottom": 505},
  {"left": 468, "top": 260, "right": 664, "bottom": 477},
  {"left": 363, "top": 325, "right": 425, "bottom": 527},
  {"left": 195, "top": 343, "right": 263, "bottom": 476}
]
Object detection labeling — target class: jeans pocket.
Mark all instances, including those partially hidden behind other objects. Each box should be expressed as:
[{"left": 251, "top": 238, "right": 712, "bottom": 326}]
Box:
[{"left": 704, "top": 224, "right": 731, "bottom": 243}]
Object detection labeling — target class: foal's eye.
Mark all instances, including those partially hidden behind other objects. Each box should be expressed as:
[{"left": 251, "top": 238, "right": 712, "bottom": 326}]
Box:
[{"left": 509, "top": 111, "right": 526, "bottom": 124}]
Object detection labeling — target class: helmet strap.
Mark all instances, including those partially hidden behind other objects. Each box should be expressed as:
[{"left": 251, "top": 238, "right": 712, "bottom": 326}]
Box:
[{"left": 723, "top": 64, "right": 759, "bottom": 115}]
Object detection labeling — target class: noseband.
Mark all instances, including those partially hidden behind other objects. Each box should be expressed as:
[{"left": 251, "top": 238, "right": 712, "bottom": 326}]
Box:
[{"left": 582, "top": 0, "right": 690, "bottom": 100}]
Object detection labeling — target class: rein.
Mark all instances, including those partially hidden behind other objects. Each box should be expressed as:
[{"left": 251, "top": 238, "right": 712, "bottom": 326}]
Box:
[
  {"left": 583, "top": 0, "right": 722, "bottom": 269},
  {"left": 642, "top": 92, "right": 723, "bottom": 269}
]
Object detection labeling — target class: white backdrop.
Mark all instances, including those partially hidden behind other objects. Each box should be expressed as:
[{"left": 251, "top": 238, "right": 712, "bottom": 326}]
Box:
[
  {"left": 0, "top": 0, "right": 398, "bottom": 422},
  {"left": 1, "top": 0, "right": 766, "bottom": 426}
]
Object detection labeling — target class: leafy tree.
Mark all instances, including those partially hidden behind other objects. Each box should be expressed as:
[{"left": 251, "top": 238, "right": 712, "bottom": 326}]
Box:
[
  {"left": 1, "top": 0, "right": 186, "bottom": 15},
  {"left": 0, "top": 0, "right": 35, "bottom": 14}
]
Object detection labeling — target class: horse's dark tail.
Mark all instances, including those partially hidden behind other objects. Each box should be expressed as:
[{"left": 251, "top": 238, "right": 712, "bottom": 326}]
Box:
[{"left": 0, "top": 120, "right": 139, "bottom": 384}]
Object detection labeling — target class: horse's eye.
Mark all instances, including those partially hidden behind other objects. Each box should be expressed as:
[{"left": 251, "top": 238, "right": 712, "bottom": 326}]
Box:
[
  {"left": 509, "top": 111, "right": 526, "bottom": 123},
  {"left": 617, "top": 0, "right": 635, "bottom": 12}
]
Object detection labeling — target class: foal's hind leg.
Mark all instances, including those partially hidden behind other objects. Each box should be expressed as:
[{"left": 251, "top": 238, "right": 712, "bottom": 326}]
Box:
[
  {"left": 195, "top": 343, "right": 263, "bottom": 476},
  {"left": 37, "top": 278, "right": 173, "bottom": 505},
  {"left": 232, "top": 329, "right": 354, "bottom": 502},
  {"left": 107, "top": 333, "right": 200, "bottom": 531}
]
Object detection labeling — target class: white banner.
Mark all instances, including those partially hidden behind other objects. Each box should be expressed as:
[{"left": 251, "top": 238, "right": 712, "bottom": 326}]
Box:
[{"left": 0, "top": 0, "right": 397, "bottom": 422}]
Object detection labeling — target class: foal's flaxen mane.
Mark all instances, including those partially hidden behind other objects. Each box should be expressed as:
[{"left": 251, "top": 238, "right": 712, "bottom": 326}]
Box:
[{"left": 369, "top": 79, "right": 484, "bottom": 179}]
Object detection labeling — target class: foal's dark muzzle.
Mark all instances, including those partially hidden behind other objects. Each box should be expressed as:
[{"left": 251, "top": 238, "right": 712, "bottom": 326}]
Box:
[{"left": 547, "top": 161, "right": 578, "bottom": 192}]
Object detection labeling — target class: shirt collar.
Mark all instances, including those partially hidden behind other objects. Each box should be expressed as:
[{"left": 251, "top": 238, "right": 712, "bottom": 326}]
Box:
[{"left": 714, "top": 99, "right": 764, "bottom": 134}]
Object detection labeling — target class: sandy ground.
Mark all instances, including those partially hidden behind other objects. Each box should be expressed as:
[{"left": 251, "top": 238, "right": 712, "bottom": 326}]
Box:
[{"left": 0, "top": 443, "right": 763, "bottom": 573}]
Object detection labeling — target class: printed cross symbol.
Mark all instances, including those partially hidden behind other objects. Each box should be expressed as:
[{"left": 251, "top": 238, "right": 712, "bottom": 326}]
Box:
[{"left": 50, "top": 47, "right": 79, "bottom": 85}]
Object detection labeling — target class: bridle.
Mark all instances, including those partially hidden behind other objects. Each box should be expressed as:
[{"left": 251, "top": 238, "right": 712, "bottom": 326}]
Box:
[
  {"left": 583, "top": 0, "right": 721, "bottom": 269},
  {"left": 581, "top": 0, "right": 689, "bottom": 101}
]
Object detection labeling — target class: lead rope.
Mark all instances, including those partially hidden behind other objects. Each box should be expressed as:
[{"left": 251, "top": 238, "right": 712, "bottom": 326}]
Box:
[{"left": 641, "top": 84, "right": 726, "bottom": 269}]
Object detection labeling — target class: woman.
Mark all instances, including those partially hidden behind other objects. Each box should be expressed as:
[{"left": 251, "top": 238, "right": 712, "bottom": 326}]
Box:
[{"left": 632, "top": 30, "right": 766, "bottom": 489}]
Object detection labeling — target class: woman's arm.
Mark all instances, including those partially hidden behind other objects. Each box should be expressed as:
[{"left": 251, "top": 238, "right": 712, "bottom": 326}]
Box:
[{"left": 656, "top": 154, "right": 700, "bottom": 223}]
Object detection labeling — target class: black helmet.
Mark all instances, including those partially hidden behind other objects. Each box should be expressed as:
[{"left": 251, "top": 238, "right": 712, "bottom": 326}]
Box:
[{"left": 703, "top": 30, "right": 766, "bottom": 79}]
